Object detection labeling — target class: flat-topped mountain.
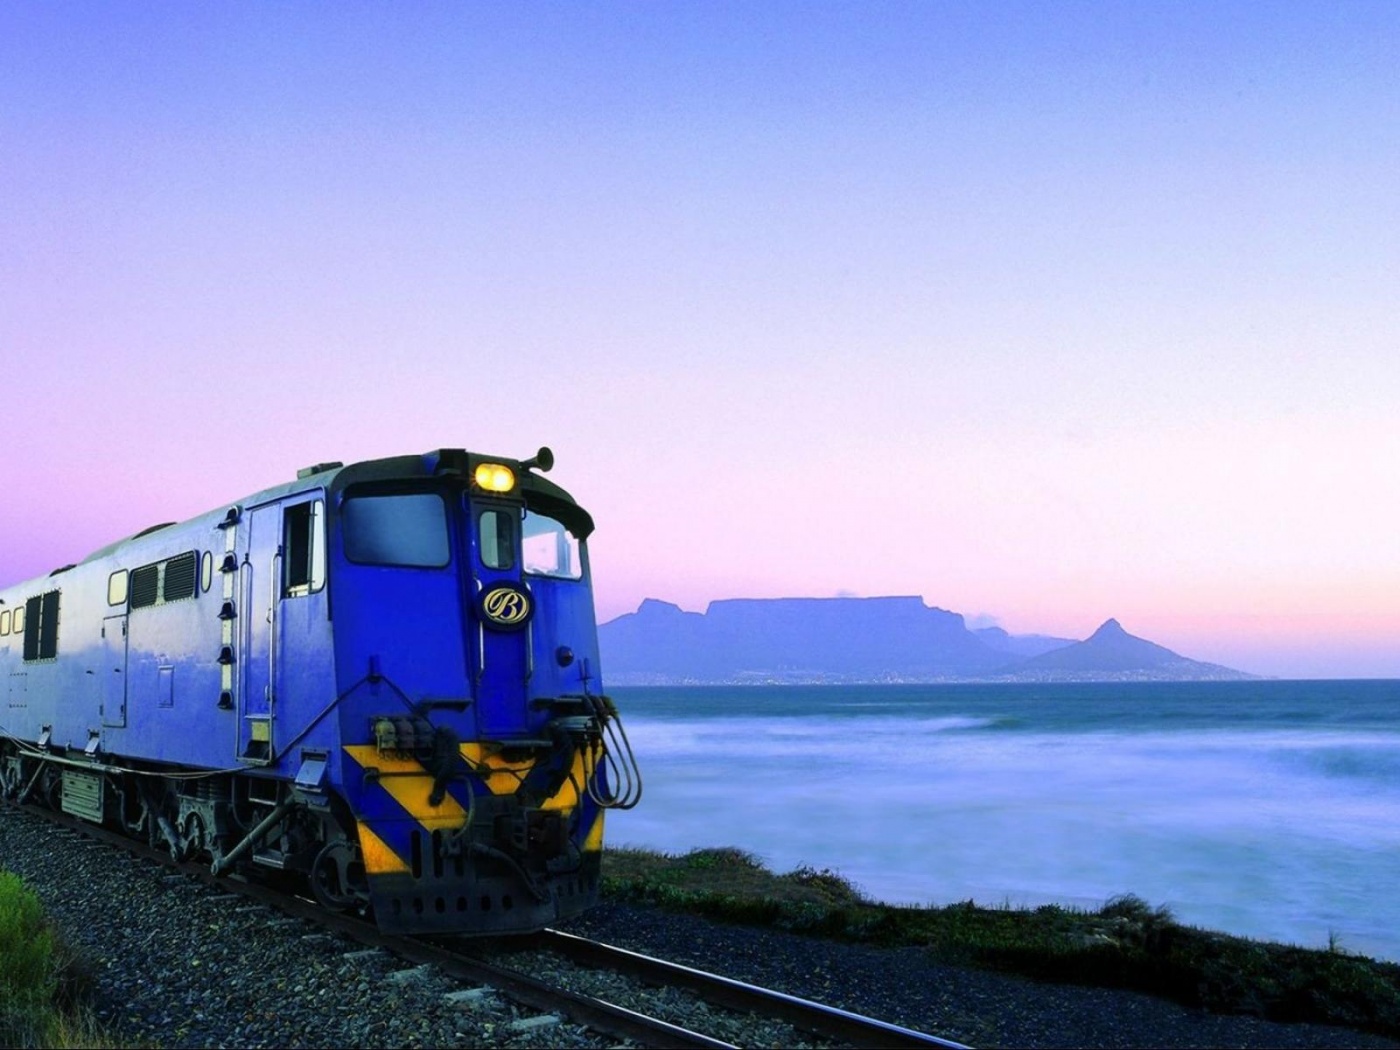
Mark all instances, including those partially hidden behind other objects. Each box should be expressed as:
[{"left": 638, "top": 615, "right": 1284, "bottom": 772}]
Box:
[
  {"left": 601, "top": 596, "right": 1008, "bottom": 682},
  {"left": 598, "top": 599, "right": 1256, "bottom": 684}
]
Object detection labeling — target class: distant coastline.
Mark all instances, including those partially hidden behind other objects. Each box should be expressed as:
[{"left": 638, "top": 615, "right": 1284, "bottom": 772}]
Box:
[
  {"left": 600, "top": 596, "right": 1258, "bottom": 685},
  {"left": 606, "top": 669, "right": 1265, "bottom": 686}
]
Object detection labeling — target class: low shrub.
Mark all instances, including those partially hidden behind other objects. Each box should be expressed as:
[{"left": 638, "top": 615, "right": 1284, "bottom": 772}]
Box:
[
  {"left": 0, "top": 870, "right": 58, "bottom": 1046},
  {"left": 0, "top": 870, "right": 108, "bottom": 1049},
  {"left": 600, "top": 846, "right": 1400, "bottom": 1040}
]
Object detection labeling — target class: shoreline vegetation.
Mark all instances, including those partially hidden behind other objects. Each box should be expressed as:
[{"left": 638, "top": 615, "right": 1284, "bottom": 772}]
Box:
[
  {"left": 0, "top": 871, "right": 105, "bottom": 1049},
  {"left": 601, "top": 846, "right": 1400, "bottom": 1041}
]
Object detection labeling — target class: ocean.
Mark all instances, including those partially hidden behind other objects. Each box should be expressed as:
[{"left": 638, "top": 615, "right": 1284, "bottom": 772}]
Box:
[{"left": 605, "top": 680, "right": 1400, "bottom": 961}]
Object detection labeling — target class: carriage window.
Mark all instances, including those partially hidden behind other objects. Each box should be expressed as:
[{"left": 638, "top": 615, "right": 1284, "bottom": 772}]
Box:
[
  {"left": 38, "top": 591, "right": 59, "bottom": 659},
  {"left": 522, "top": 510, "right": 582, "bottom": 580},
  {"left": 127, "top": 554, "right": 198, "bottom": 609},
  {"left": 130, "top": 564, "right": 160, "bottom": 608},
  {"left": 343, "top": 493, "right": 449, "bottom": 568},
  {"left": 283, "top": 500, "right": 326, "bottom": 596},
  {"left": 163, "top": 552, "right": 197, "bottom": 602},
  {"left": 0, "top": 609, "right": 9, "bottom": 635},
  {"left": 23, "top": 591, "right": 59, "bottom": 661},
  {"left": 479, "top": 509, "right": 515, "bottom": 570}
]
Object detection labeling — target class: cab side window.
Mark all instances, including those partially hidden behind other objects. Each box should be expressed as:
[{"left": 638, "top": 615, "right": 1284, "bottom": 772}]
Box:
[
  {"left": 283, "top": 499, "right": 326, "bottom": 597},
  {"left": 23, "top": 591, "right": 59, "bottom": 661}
]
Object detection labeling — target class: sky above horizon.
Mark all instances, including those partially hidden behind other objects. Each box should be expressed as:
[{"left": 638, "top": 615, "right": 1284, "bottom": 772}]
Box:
[{"left": 2, "top": 3, "right": 1396, "bottom": 678}]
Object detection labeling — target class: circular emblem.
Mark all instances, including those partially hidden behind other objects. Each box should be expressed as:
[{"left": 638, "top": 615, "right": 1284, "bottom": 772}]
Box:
[{"left": 479, "top": 582, "right": 533, "bottom": 631}]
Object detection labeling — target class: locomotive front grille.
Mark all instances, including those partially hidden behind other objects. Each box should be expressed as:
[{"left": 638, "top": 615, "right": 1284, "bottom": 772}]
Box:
[
  {"left": 372, "top": 830, "right": 600, "bottom": 934},
  {"left": 343, "top": 721, "right": 607, "bottom": 934}
]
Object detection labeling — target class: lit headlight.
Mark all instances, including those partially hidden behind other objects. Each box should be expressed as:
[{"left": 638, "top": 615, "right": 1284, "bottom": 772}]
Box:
[{"left": 474, "top": 462, "right": 515, "bottom": 493}]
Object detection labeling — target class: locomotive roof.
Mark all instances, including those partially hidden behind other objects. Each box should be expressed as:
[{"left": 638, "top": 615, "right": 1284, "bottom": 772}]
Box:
[{"left": 76, "top": 447, "right": 592, "bottom": 568}]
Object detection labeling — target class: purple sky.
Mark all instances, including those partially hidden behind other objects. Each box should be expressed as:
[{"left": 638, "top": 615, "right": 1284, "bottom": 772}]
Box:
[{"left": 2, "top": 3, "right": 1396, "bottom": 678}]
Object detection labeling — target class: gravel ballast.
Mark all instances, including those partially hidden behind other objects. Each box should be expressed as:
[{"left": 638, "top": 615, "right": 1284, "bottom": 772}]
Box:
[
  {"left": 2, "top": 806, "right": 1395, "bottom": 1049},
  {"left": 560, "top": 902, "right": 1399, "bottom": 1049},
  {"left": 0, "top": 808, "right": 605, "bottom": 1049}
]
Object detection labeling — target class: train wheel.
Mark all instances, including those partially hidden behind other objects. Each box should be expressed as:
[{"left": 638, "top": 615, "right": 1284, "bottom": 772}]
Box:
[
  {"left": 120, "top": 781, "right": 149, "bottom": 837},
  {"left": 40, "top": 765, "right": 62, "bottom": 810},
  {"left": 311, "top": 840, "right": 364, "bottom": 910},
  {"left": 181, "top": 812, "right": 207, "bottom": 861},
  {"left": 0, "top": 750, "right": 20, "bottom": 800}
]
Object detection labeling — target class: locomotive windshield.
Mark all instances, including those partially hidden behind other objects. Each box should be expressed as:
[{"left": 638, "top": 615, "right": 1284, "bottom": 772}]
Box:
[
  {"left": 522, "top": 509, "right": 581, "bottom": 579},
  {"left": 342, "top": 492, "right": 450, "bottom": 568}
]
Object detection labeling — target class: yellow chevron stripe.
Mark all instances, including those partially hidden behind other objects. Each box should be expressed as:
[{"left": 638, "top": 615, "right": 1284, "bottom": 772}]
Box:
[
  {"left": 542, "top": 748, "right": 587, "bottom": 812},
  {"left": 582, "top": 810, "right": 605, "bottom": 852},
  {"left": 459, "top": 742, "right": 536, "bottom": 796},
  {"left": 345, "top": 742, "right": 585, "bottom": 817},
  {"left": 343, "top": 745, "right": 467, "bottom": 829},
  {"left": 357, "top": 820, "right": 409, "bottom": 875}
]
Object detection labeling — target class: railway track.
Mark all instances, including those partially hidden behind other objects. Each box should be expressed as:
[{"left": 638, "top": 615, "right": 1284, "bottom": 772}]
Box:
[
  {"left": 6, "top": 800, "right": 969, "bottom": 1048},
  {"left": 479, "top": 928, "right": 970, "bottom": 1049}
]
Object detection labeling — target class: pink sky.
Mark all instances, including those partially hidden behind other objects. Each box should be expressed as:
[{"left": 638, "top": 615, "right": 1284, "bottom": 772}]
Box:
[{"left": 1, "top": 4, "right": 1396, "bottom": 678}]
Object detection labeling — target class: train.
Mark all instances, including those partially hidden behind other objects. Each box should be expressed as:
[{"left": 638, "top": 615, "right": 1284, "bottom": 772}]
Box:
[{"left": 0, "top": 447, "right": 640, "bottom": 935}]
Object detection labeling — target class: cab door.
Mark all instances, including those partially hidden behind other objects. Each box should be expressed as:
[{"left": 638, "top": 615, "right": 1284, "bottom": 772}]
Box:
[
  {"left": 239, "top": 496, "right": 327, "bottom": 763},
  {"left": 100, "top": 615, "right": 128, "bottom": 727},
  {"left": 239, "top": 504, "right": 279, "bottom": 761},
  {"left": 469, "top": 500, "right": 531, "bottom": 739}
]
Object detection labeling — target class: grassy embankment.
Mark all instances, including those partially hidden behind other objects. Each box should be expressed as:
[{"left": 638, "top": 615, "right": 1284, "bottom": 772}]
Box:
[
  {"left": 0, "top": 870, "right": 107, "bottom": 1049},
  {"left": 602, "top": 846, "right": 1400, "bottom": 1040}
]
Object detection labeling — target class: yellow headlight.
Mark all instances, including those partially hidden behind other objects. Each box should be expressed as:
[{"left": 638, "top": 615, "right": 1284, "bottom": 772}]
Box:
[{"left": 474, "top": 463, "right": 515, "bottom": 493}]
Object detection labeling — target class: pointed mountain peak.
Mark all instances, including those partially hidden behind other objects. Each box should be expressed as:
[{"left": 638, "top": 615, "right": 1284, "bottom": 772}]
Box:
[{"left": 1090, "top": 618, "right": 1127, "bottom": 640}]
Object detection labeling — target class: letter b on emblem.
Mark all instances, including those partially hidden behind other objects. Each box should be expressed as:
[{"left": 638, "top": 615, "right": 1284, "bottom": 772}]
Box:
[{"left": 480, "top": 583, "right": 532, "bottom": 631}]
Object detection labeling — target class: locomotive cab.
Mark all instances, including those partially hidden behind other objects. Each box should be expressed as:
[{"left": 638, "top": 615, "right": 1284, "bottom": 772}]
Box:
[{"left": 320, "top": 448, "right": 637, "bottom": 933}]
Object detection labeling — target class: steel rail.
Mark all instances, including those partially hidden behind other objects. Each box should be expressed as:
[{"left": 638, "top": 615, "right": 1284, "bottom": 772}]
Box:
[
  {"left": 533, "top": 927, "right": 971, "bottom": 1049},
  {"left": 7, "top": 800, "right": 968, "bottom": 1048},
  {"left": 2, "top": 800, "right": 732, "bottom": 1049},
  {"left": 287, "top": 907, "right": 739, "bottom": 1050}
]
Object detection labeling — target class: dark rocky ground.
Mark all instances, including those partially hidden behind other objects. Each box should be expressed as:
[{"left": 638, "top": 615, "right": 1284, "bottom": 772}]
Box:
[
  {"left": 1, "top": 807, "right": 1394, "bottom": 1049},
  {"left": 561, "top": 901, "right": 1399, "bottom": 1049}
]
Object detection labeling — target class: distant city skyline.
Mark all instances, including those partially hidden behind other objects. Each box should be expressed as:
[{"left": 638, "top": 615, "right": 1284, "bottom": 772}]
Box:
[{"left": 1, "top": 3, "right": 1395, "bottom": 679}]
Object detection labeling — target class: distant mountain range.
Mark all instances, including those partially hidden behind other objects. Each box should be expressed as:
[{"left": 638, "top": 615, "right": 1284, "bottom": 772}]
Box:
[{"left": 598, "top": 597, "right": 1256, "bottom": 684}]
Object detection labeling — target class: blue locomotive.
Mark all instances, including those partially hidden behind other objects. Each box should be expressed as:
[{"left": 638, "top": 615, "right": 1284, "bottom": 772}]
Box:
[{"left": 0, "top": 447, "right": 639, "bottom": 934}]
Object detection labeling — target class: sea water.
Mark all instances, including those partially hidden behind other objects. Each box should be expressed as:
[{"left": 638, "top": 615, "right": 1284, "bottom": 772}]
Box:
[{"left": 605, "top": 680, "right": 1400, "bottom": 961}]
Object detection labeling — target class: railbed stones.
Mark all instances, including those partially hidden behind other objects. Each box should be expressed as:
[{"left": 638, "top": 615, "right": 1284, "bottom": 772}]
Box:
[
  {"left": 557, "top": 902, "right": 1400, "bottom": 1050},
  {"left": 0, "top": 809, "right": 601, "bottom": 1048},
  {"left": 2, "top": 806, "right": 1394, "bottom": 1049}
]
